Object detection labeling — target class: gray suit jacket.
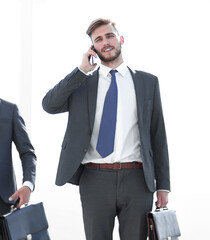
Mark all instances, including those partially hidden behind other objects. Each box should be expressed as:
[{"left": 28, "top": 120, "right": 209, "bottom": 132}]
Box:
[
  {"left": 42, "top": 67, "right": 170, "bottom": 192},
  {"left": 0, "top": 99, "right": 36, "bottom": 204}
]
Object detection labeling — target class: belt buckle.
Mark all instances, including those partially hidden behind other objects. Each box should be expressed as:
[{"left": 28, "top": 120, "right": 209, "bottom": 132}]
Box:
[{"left": 113, "top": 163, "right": 121, "bottom": 170}]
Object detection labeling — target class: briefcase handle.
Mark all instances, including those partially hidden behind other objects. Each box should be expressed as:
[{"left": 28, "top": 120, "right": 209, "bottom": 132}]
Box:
[
  {"left": 155, "top": 206, "right": 168, "bottom": 212},
  {"left": 12, "top": 198, "right": 28, "bottom": 212},
  {"left": 14, "top": 198, "right": 20, "bottom": 209}
]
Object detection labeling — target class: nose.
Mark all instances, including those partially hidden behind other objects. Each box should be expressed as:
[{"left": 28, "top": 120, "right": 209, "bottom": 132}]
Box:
[{"left": 103, "top": 37, "right": 110, "bottom": 46}]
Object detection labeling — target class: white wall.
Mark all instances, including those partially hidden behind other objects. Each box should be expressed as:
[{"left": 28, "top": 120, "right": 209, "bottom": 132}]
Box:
[{"left": 1, "top": 0, "right": 210, "bottom": 239}]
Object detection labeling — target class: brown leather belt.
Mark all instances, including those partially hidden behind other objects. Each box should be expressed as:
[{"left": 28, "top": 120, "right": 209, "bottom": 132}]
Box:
[{"left": 86, "top": 162, "right": 143, "bottom": 170}]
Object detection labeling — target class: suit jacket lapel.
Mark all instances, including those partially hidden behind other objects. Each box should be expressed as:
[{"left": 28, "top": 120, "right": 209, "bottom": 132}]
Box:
[
  {"left": 128, "top": 67, "right": 144, "bottom": 128},
  {"left": 87, "top": 69, "right": 99, "bottom": 132}
]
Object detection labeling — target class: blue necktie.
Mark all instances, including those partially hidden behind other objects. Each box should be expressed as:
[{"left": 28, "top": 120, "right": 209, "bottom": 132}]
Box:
[{"left": 96, "top": 70, "right": 118, "bottom": 158}]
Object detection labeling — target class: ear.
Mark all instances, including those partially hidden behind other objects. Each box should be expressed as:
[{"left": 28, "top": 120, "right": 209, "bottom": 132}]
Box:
[{"left": 120, "top": 36, "right": 124, "bottom": 45}]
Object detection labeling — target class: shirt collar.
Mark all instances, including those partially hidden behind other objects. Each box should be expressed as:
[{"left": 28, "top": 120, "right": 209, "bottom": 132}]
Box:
[{"left": 99, "top": 62, "right": 128, "bottom": 78}]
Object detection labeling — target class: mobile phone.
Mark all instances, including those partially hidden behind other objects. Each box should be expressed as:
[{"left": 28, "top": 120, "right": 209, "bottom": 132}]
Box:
[{"left": 89, "top": 45, "right": 97, "bottom": 65}]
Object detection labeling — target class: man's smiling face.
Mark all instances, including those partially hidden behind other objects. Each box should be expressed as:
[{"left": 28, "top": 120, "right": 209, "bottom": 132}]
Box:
[{"left": 91, "top": 24, "right": 124, "bottom": 65}]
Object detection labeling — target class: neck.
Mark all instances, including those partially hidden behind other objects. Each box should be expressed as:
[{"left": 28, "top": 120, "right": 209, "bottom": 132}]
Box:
[{"left": 101, "top": 55, "right": 124, "bottom": 69}]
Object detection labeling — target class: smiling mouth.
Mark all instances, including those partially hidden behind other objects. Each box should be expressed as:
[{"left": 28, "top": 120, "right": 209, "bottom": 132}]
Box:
[{"left": 103, "top": 47, "right": 114, "bottom": 52}]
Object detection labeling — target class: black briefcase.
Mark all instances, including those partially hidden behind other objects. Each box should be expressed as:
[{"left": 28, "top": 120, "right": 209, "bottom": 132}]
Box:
[
  {"left": 147, "top": 208, "right": 181, "bottom": 240},
  {"left": 0, "top": 202, "right": 50, "bottom": 240}
]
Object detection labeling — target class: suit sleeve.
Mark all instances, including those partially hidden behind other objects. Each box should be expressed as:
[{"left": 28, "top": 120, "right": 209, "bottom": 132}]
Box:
[
  {"left": 150, "top": 77, "right": 170, "bottom": 191},
  {"left": 12, "top": 105, "right": 36, "bottom": 186},
  {"left": 42, "top": 67, "right": 88, "bottom": 114}
]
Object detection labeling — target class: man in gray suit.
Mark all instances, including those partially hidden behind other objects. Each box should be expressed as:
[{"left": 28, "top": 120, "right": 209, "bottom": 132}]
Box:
[
  {"left": 42, "top": 18, "right": 170, "bottom": 240},
  {"left": 0, "top": 99, "right": 36, "bottom": 217}
]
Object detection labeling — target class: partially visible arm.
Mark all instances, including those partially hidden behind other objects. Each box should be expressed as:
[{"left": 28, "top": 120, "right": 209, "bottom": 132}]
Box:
[
  {"left": 42, "top": 68, "right": 88, "bottom": 114},
  {"left": 151, "top": 77, "right": 170, "bottom": 191},
  {"left": 42, "top": 46, "right": 98, "bottom": 115},
  {"left": 10, "top": 105, "right": 36, "bottom": 208},
  {"left": 13, "top": 105, "right": 36, "bottom": 185}
]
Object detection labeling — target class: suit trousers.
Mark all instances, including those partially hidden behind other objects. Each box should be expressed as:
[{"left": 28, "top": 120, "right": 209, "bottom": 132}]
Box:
[
  {"left": 79, "top": 165, "right": 153, "bottom": 240},
  {"left": 0, "top": 196, "right": 11, "bottom": 216},
  {"left": 0, "top": 196, "right": 12, "bottom": 240}
]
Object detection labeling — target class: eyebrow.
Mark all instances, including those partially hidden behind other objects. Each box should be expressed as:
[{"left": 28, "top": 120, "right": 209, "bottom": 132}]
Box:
[{"left": 94, "top": 32, "right": 116, "bottom": 42}]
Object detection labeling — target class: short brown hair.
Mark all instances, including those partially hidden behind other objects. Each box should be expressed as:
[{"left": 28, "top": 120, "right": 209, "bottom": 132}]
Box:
[{"left": 86, "top": 18, "right": 118, "bottom": 37}]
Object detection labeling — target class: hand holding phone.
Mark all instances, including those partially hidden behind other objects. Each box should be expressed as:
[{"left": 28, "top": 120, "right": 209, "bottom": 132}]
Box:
[{"left": 80, "top": 45, "right": 97, "bottom": 73}]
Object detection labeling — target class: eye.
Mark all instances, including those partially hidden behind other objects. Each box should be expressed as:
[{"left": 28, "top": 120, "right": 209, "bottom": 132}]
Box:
[
  {"left": 95, "top": 37, "right": 102, "bottom": 43},
  {"left": 107, "top": 34, "right": 115, "bottom": 38}
]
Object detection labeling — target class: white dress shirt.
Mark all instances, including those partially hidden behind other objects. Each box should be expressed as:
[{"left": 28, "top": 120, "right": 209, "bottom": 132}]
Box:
[{"left": 82, "top": 62, "right": 142, "bottom": 164}]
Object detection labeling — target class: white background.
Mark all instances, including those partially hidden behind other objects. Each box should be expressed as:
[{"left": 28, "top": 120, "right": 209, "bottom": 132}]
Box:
[{"left": 1, "top": 0, "right": 210, "bottom": 239}]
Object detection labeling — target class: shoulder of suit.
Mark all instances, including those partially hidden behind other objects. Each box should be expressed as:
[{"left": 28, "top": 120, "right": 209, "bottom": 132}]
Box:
[
  {"left": 0, "top": 98, "right": 17, "bottom": 109},
  {"left": 128, "top": 67, "right": 157, "bottom": 80}
]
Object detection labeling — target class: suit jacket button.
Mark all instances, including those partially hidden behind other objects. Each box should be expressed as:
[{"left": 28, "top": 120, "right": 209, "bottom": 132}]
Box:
[{"left": 83, "top": 148, "right": 88, "bottom": 152}]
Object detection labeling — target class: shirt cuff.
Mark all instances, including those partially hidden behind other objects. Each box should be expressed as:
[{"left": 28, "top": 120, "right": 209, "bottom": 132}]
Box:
[
  {"left": 78, "top": 67, "right": 88, "bottom": 75},
  {"left": 157, "top": 189, "right": 170, "bottom": 193},
  {"left": 23, "top": 181, "right": 34, "bottom": 192}
]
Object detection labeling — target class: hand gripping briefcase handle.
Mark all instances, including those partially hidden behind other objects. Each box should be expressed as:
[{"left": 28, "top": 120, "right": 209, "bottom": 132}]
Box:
[
  {"left": 0, "top": 202, "right": 50, "bottom": 240},
  {"left": 147, "top": 207, "right": 181, "bottom": 240}
]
